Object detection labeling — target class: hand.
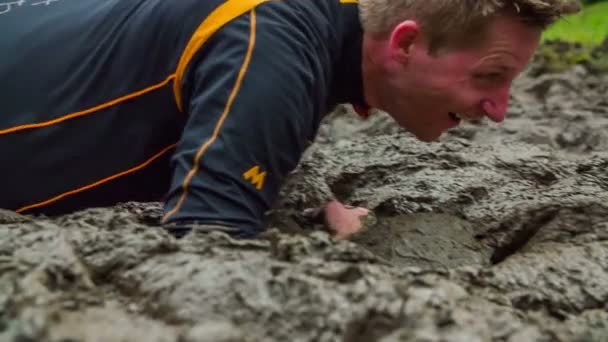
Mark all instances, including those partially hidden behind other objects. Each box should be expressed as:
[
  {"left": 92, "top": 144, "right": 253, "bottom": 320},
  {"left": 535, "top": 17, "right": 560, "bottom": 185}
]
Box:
[{"left": 323, "top": 200, "right": 370, "bottom": 239}]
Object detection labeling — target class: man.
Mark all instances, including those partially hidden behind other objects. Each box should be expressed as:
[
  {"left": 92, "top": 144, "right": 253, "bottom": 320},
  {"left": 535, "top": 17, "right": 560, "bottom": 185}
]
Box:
[{"left": 0, "top": 0, "right": 578, "bottom": 238}]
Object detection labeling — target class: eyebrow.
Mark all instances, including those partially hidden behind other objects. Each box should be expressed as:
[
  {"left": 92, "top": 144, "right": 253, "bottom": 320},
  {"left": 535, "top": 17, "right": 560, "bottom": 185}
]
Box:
[{"left": 482, "top": 52, "right": 520, "bottom": 68}]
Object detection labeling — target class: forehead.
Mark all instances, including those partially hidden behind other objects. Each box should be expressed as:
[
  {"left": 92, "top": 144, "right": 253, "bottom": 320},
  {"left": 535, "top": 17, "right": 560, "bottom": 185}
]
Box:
[
  {"left": 441, "top": 15, "right": 542, "bottom": 67},
  {"left": 478, "top": 15, "right": 541, "bottom": 54}
]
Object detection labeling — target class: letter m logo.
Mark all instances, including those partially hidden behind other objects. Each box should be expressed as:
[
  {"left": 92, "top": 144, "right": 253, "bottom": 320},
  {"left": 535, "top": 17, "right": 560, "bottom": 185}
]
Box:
[{"left": 243, "top": 165, "right": 266, "bottom": 190}]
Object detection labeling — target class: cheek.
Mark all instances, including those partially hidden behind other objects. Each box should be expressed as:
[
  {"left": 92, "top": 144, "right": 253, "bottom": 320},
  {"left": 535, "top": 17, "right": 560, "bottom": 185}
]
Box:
[
  {"left": 435, "top": 78, "right": 479, "bottom": 106},
  {"left": 412, "top": 70, "right": 465, "bottom": 100},
  {"left": 381, "top": 74, "right": 413, "bottom": 106},
  {"left": 453, "top": 86, "right": 482, "bottom": 108}
]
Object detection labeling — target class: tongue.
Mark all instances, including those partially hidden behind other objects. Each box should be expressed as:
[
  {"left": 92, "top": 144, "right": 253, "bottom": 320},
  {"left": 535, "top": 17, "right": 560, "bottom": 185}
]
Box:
[{"left": 482, "top": 100, "right": 505, "bottom": 122}]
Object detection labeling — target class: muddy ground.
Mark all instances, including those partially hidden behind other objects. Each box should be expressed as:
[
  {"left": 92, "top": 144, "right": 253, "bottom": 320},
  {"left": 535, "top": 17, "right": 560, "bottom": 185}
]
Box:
[{"left": 1, "top": 49, "right": 608, "bottom": 341}]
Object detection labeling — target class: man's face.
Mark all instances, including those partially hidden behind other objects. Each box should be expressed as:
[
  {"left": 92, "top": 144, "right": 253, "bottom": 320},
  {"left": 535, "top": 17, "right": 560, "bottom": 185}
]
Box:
[{"left": 361, "top": 14, "right": 542, "bottom": 142}]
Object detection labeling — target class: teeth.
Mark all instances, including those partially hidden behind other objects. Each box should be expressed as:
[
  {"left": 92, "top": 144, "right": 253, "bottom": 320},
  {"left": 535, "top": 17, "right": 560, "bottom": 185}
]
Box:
[
  {"left": 449, "top": 112, "right": 463, "bottom": 120},
  {"left": 453, "top": 112, "right": 476, "bottom": 120}
]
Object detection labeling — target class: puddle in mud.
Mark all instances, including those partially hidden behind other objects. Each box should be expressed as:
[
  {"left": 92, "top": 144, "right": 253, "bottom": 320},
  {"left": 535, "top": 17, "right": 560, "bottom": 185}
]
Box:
[{"left": 352, "top": 213, "right": 492, "bottom": 269}]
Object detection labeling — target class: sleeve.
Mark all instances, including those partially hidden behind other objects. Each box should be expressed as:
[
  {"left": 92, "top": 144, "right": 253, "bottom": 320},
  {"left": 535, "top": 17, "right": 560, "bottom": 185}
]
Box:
[{"left": 161, "top": 7, "right": 329, "bottom": 238}]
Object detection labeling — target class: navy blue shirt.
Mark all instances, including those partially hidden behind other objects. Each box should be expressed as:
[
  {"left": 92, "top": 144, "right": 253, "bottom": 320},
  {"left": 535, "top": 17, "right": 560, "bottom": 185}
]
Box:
[{"left": 0, "top": 0, "right": 367, "bottom": 236}]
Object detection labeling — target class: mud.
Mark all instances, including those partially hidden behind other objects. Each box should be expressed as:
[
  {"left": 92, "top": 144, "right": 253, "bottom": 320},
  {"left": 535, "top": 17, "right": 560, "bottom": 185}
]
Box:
[{"left": 1, "top": 50, "right": 608, "bottom": 341}]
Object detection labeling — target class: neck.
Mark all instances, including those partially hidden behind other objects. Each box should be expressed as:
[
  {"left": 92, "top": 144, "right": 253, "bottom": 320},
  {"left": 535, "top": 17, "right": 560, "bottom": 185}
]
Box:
[{"left": 361, "top": 34, "right": 391, "bottom": 109}]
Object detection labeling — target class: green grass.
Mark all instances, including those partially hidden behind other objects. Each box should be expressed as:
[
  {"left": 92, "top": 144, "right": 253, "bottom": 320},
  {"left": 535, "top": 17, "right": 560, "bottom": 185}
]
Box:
[
  {"left": 533, "top": 2, "right": 608, "bottom": 73},
  {"left": 542, "top": 2, "right": 608, "bottom": 45}
]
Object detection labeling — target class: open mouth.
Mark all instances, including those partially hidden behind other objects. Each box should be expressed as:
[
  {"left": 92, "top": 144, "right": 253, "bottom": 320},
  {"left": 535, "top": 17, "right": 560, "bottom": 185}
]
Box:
[
  {"left": 448, "top": 112, "right": 461, "bottom": 123},
  {"left": 449, "top": 112, "right": 482, "bottom": 123}
]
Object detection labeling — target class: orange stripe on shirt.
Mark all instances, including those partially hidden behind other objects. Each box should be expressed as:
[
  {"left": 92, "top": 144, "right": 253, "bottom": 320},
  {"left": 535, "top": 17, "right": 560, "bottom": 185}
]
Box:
[
  {"left": 172, "top": 0, "right": 270, "bottom": 111},
  {"left": 162, "top": 9, "right": 258, "bottom": 224},
  {"left": 0, "top": 74, "right": 176, "bottom": 135},
  {"left": 16, "top": 143, "right": 177, "bottom": 214}
]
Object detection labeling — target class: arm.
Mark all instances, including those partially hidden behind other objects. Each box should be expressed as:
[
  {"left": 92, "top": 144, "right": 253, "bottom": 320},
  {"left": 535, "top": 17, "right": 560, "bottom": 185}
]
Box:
[{"left": 162, "top": 6, "right": 326, "bottom": 238}]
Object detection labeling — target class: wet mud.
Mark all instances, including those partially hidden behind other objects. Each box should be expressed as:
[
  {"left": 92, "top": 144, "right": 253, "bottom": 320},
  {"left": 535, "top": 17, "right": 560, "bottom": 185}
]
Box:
[{"left": 1, "top": 52, "right": 608, "bottom": 341}]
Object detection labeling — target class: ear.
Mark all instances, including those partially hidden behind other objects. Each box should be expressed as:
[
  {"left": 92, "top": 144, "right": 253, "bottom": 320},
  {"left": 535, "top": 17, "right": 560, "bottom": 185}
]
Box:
[{"left": 388, "top": 20, "right": 420, "bottom": 65}]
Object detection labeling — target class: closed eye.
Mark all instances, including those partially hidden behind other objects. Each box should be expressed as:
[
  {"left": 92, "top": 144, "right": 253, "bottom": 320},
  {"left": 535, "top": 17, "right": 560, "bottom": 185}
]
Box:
[{"left": 474, "top": 72, "right": 504, "bottom": 81}]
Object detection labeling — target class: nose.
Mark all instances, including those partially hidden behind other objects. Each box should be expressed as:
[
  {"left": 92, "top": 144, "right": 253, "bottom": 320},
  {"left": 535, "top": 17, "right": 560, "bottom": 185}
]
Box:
[{"left": 482, "top": 87, "right": 510, "bottom": 123}]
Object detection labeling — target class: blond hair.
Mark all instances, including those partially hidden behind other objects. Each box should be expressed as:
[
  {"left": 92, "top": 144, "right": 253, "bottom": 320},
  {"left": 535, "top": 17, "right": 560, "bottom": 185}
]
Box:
[{"left": 358, "top": 0, "right": 581, "bottom": 52}]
